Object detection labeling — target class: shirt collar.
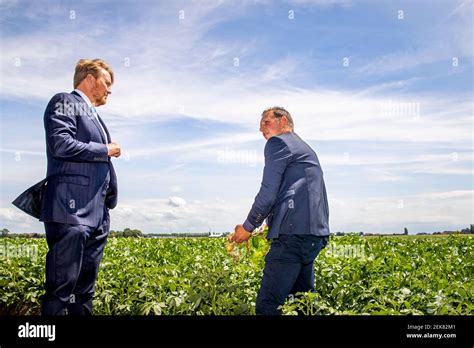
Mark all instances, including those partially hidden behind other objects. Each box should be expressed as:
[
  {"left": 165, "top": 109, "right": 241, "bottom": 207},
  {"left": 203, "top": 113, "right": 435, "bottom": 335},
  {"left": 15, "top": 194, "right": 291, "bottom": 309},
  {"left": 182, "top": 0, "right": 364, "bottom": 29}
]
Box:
[{"left": 74, "top": 89, "right": 93, "bottom": 108}]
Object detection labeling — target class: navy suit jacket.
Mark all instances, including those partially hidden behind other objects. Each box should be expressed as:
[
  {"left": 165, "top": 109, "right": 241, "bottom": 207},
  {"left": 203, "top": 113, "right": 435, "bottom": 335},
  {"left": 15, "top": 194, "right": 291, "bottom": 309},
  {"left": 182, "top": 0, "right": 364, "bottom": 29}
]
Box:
[
  {"left": 243, "top": 132, "right": 329, "bottom": 239},
  {"left": 14, "top": 90, "right": 118, "bottom": 227}
]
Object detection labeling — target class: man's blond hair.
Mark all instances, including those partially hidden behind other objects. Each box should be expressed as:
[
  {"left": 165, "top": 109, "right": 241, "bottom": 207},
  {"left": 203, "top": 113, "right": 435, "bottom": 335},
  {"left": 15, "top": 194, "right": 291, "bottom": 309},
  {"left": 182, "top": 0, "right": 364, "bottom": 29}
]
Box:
[{"left": 73, "top": 59, "right": 114, "bottom": 89}]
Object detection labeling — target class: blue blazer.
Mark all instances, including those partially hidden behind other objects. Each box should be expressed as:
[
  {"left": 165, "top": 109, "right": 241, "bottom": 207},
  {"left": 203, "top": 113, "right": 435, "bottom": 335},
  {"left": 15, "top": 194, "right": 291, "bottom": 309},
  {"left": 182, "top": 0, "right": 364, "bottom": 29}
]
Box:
[
  {"left": 243, "top": 132, "right": 329, "bottom": 239},
  {"left": 36, "top": 90, "right": 118, "bottom": 227}
]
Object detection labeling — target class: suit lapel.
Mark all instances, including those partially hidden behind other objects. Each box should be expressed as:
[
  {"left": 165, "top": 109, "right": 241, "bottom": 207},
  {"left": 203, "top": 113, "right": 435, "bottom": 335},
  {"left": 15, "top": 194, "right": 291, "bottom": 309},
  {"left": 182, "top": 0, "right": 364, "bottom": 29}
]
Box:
[
  {"left": 97, "top": 114, "right": 111, "bottom": 143},
  {"left": 71, "top": 91, "right": 107, "bottom": 144},
  {"left": 89, "top": 111, "right": 107, "bottom": 144}
]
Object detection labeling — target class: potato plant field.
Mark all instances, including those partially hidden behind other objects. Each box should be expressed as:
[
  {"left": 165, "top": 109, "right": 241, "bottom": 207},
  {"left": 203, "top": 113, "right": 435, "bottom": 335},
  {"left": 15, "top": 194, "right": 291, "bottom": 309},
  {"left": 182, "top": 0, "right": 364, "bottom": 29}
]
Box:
[{"left": 1, "top": 234, "right": 472, "bottom": 315}]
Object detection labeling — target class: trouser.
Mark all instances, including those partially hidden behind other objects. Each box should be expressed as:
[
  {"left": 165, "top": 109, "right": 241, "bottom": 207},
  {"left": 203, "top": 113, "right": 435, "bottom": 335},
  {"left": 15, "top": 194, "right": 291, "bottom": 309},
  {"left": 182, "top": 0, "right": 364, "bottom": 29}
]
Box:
[
  {"left": 41, "top": 208, "right": 109, "bottom": 315},
  {"left": 256, "top": 234, "right": 328, "bottom": 315}
]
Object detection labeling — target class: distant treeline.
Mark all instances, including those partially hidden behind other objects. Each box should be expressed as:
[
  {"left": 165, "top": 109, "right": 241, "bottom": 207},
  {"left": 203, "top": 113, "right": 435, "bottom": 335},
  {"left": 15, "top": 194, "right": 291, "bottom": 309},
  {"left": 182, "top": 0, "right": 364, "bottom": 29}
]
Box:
[
  {"left": 0, "top": 228, "right": 232, "bottom": 239},
  {"left": 1, "top": 225, "right": 472, "bottom": 239},
  {"left": 361, "top": 225, "right": 473, "bottom": 236}
]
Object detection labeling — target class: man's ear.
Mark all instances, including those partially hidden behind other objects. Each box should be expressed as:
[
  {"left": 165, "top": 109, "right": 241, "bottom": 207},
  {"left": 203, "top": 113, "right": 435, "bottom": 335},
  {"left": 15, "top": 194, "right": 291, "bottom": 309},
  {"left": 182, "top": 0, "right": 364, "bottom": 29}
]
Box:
[{"left": 86, "top": 74, "right": 95, "bottom": 85}]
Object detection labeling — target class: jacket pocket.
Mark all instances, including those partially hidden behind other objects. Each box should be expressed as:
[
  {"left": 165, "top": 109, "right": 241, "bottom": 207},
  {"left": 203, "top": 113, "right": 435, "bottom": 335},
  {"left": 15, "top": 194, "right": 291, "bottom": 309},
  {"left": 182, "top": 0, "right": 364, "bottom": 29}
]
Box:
[
  {"left": 281, "top": 203, "right": 291, "bottom": 227},
  {"left": 274, "top": 189, "right": 295, "bottom": 207},
  {"left": 56, "top": 175, "right": 90, "bottom": 214}
]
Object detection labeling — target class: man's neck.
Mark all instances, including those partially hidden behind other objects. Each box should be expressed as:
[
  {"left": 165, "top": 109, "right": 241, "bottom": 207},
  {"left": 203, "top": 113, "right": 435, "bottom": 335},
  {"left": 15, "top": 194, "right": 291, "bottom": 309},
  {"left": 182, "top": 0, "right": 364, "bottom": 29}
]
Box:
[
  {"left": 279, "top": 129, "right": 293, "bottom": 135},
  {"left": 75, "top": 87, "right": 96, "bottom": 107}
]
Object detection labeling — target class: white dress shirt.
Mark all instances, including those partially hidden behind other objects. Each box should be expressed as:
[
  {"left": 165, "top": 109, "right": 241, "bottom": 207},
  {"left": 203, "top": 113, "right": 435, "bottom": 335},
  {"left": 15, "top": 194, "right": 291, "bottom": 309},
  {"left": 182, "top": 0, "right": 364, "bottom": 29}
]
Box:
[{"left": 74, "top": 89, "right": 108, "bottom": 143}]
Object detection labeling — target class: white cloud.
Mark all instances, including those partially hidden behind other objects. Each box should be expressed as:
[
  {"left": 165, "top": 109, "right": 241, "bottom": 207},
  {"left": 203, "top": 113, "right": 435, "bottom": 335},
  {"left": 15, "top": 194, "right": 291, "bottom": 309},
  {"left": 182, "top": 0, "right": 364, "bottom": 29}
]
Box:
[
  {"left": 287, "top": 0, "right": 353, "bottom": 8},
  {"left": 108, "top": 196, "right": 249, "bottom": 233},
  {"left": 168, "top": 196, "right": 186, "bottom": 207},
  {"left": 330, "top": 190, "right": 473, "bottom": 233},
  {"left": 170, "top": 185, "right": 183, "bottom": 193},
  {"left": 1, "top": 1, "right": 471, "bottom": 150},
  {"left": 1, "top": 0, "right": 472, "bottom": 235},
  {"left": 4, "top": 188, "right": 470, "bottom": 234},
  {"left": 0, "top": 207, "right": 35, "bottom": 225},
  {"left": 260, "top": 56, "right": 301, "bottom": 82}
]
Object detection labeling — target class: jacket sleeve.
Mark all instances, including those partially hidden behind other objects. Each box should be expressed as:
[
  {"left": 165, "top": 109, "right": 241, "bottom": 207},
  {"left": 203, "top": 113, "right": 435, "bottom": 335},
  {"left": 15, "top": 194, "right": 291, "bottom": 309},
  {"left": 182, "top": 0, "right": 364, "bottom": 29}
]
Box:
[
  {"left": 44, "top": 94, "right": 109, "bottom": 163},
  {"left": 243, "top": 136, "right": 292, "bottom": 232}
]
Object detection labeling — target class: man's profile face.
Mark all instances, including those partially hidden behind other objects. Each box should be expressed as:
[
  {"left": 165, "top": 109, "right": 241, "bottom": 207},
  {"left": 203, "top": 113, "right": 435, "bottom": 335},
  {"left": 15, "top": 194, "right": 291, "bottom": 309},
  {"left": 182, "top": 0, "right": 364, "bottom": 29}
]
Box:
[
  {"left": 91, "top": 69, "right": 112, "bottom": 106},
  {"left": 259, "top": 111, "right": 285, "bottom": 140}
]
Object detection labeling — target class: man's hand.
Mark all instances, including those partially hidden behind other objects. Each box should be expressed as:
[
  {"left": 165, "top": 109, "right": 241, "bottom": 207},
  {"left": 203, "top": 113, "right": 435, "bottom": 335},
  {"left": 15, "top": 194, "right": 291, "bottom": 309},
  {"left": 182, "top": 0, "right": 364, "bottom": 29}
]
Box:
[
  {"left": 229, "top": 224, "right": 252, "bottom": 244},
  {"left": 107, "top": 142, "right": 121, "bottom": 157}
]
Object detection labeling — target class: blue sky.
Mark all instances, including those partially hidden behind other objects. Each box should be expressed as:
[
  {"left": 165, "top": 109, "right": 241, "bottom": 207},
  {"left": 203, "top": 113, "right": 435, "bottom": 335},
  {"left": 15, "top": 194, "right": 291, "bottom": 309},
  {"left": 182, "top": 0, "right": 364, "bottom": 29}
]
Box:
[{"left": 0, "top": 0, "right": 472, "bottom": 234}]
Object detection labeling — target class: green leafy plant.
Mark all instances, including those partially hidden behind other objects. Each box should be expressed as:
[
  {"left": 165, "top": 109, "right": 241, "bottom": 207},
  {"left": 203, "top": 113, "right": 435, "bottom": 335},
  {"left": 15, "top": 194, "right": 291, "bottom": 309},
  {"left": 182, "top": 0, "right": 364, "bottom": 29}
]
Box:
[{"left": 0, "top": 234, "right": 472, "bottom": 315}]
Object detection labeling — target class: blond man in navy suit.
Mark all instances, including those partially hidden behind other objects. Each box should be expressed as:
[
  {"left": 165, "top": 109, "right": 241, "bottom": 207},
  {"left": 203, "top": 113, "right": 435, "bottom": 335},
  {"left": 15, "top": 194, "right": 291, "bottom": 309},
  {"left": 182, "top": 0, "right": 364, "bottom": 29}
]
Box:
[{"left": 39, "top": 59, "right": 120, "bottom": 315}]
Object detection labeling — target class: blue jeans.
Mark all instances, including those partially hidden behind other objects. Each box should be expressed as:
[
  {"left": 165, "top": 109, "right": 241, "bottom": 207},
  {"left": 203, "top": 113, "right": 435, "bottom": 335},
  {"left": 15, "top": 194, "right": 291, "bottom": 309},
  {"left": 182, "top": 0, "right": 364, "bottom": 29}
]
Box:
[{"left": 256, "top": 234, "right": 328, "bottom": 315}]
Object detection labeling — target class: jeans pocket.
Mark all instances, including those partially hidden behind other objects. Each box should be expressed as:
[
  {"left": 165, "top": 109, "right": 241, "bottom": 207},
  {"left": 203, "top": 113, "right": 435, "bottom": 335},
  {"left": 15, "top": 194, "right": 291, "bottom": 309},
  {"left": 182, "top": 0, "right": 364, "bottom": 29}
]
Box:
[
  {"left": 306, "top": 237, "right": 326, "bottom": 262},
  {"left": 265, "top": 240, "right": 284, "bottom": 261},
  {"left": 321, "top": 236, "right": 329, "bottom": 249}
]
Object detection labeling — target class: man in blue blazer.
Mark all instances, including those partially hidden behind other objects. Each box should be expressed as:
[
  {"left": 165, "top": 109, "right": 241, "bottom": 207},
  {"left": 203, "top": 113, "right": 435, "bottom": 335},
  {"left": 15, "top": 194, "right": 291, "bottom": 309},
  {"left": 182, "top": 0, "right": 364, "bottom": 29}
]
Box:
[
  {"left": 15, "top": 59, "right": 120, "bottom": 315},
  {"left": 230, "top": 107, "right": 330, "bottom": 315}
]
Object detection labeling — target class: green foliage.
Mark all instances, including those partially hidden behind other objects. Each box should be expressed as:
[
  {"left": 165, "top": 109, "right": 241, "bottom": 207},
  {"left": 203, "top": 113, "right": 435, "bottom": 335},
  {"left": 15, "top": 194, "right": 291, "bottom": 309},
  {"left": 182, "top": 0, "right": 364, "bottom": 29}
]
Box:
[
  {"left": 0, "top": 235, "right": 472, "bottom": 315},
  {"left": 282, "top": 234, "right": 474, "bottom": 315}
]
